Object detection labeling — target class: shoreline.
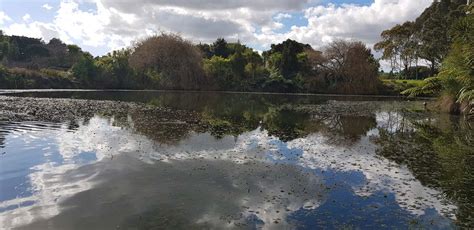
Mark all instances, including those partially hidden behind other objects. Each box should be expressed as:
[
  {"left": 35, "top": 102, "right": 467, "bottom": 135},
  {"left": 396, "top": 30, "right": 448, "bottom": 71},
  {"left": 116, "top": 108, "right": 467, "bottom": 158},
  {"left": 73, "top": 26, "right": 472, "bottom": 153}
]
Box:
[
  {"left": 0, "top": 88, "right": 435, "bottom": 100},
  {"left": 0, "top": 93, "right": 434, "bottom": 125}
]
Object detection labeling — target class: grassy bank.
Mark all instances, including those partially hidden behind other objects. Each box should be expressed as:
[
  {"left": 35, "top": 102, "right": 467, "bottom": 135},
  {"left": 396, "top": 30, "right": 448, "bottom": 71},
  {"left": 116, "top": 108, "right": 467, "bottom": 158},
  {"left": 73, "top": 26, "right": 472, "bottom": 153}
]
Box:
[
  {"left": 0, "top": 66, "right": 76, "bottom": 89},
  {"left": 381, "top": 79, "right": 428, "bottom": 96}
]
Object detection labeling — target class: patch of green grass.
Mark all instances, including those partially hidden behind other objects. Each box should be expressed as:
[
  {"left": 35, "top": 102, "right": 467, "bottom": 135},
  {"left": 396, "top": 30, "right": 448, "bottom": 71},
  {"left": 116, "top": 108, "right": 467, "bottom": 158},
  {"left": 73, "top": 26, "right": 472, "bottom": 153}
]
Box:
[
  {"left": 381, "top": 79, "right": 427, "bottom": 95},
  {"left": 382, "top": 79, "right": 425, "bottom": 87}
]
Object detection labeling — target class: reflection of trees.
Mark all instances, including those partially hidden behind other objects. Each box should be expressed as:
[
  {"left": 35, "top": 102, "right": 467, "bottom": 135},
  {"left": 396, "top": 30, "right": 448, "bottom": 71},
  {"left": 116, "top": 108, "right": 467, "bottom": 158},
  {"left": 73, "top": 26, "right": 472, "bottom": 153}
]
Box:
[
  {"left": 262, "top": 108, "right": 314, "bottom": 142},
  {"left": 375, "top": 113, "right": 474, "bottom": 228},
  {"left": 148, "top": 93, "right": 315, "bottom": 141},
  {"left": 111, "top": 110, "right": 199, "bottom": 145},
  {"left": 107, "top": 93, "right": 381, "bottom": 144},
  {"left": 310, "top": 114, "right": 377, "bottom": 145},
  {"left": 12, "top": 91, "right": 382, "bottom": 143},
  {"left": 0, "top": 123, "right": 6, "bottom": 149}
]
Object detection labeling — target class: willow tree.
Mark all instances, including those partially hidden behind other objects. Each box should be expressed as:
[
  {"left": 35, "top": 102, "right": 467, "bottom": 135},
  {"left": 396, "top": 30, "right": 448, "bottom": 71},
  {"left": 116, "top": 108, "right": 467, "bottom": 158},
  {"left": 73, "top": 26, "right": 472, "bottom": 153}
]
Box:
[
  {"left": 325, "top": 40, "right": 380, "bottom": 94},
  {"left": 129, "top": 33, "right": 206, "bottom": 90}
]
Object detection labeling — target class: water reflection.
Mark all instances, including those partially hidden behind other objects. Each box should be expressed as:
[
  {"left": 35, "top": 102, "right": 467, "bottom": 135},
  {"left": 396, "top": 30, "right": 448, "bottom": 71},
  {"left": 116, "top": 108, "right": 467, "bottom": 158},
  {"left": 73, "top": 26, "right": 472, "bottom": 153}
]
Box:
[
  {"left": 0, "top": 92, "right": 472, "bottom": 228},
  {"left": 375, "top": 113, "right": 474, "bottom": 228}
]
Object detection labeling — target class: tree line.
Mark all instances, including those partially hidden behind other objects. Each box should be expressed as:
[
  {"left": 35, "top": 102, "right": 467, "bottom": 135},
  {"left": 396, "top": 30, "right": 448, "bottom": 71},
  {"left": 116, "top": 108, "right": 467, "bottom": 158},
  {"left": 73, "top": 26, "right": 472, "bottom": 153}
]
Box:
[
  {"left": 375, "top": 0, "right": 468, "bottom": 79},
  {"left": 0, "top": 32, "right": 381, "bottom": 94},
  {"left": 0, "top": 0, "right": 471, "bottom": 112}
]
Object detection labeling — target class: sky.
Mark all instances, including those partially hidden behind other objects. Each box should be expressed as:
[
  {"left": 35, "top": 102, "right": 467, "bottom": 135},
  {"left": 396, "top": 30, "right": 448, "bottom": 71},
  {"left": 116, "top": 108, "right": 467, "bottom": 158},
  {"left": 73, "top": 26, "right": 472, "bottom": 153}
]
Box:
[{"left": 0, "top": 0, "right": 433, "bottom": 56}]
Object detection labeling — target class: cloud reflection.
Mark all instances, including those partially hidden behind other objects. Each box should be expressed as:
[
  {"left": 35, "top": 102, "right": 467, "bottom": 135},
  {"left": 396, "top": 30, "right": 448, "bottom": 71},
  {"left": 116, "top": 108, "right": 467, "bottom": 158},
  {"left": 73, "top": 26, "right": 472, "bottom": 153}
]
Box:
[{"left": 0, "top": 113, "right": 457, "bottom": 229}]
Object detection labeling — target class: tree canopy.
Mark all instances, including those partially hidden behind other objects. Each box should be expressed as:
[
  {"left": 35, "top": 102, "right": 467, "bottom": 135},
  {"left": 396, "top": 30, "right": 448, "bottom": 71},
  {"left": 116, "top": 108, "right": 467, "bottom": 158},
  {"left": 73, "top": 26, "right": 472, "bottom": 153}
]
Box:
[
  {"left": 0, "top": 31, "right": 381, "bottom": 95},
  {"left": 401, "top": 2, "right": 473, "bottom": 116}
]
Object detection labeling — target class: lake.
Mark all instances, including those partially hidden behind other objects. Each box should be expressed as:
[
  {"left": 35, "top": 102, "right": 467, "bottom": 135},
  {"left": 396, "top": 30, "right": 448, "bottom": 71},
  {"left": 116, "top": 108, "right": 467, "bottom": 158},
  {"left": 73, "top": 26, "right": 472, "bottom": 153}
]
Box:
[{"left": 0, "top": 91, "right": 472, "bottom": 229}]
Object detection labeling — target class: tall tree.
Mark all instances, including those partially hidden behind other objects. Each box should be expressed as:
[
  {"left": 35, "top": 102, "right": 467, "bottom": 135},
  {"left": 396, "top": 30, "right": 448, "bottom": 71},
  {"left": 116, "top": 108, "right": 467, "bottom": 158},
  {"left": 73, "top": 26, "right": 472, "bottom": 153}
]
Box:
[
  {"left": 263, "top": 39, "right": 311, "bottom": 79},
  {"left": 415, "top": 0, "right": 467, "bottom": 75},
  {"left": 212, "top": 38, "right": 230, "bottom": 58},
  {"left": 403, "top": 3, "right": 473, "bottom": 115},
  {"left": 374, "top": 22, "right": 417, "bottom": 76}
]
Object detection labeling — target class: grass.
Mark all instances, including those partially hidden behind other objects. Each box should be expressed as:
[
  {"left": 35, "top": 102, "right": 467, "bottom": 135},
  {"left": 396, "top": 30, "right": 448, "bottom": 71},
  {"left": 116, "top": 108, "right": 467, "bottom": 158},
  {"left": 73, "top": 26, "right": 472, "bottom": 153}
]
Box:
[
  {"left": 1, "top": 66, "right": 75, "bottom": 89},
  {"left": 382, "top": 79, "right": 425, "bottom": 87},
  {"left": 381, "top": 79, "right": 426, "bottom": 95},
  {"left": 8, "top": 67, "right": 71, "bottom": 79}
]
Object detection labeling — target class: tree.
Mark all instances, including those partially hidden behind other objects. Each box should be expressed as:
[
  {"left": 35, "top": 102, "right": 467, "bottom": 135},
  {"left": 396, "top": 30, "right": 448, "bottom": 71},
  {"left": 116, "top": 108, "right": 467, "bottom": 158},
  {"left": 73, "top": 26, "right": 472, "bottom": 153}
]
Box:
[
  {"left": 204, "top": 56, "right": 234, "bottom": 89},
  {"left": 212, "top": 38, "right": 230, "bottom": 58},
  {"left": 243, "top": 48, "right": 265, "bottom": 79},
  {"left": 0, "top": 31, "right": 9, "bottom": 61},
  {"left": 229, "top": 48, "right": 246, "bottom": 78},
  {"left": 403, "top": 3, "right": 473, "bottom": 115},
  {"left": 46, "top": 38, "right": 70, "bottom": 69},
  {"left": 375, "top": 0, "right": 469, "bottom": 77},
  {"left": 72, "top": 53, "right": 99, "bottom": 87},
  {"left": 374, "top": 22, "right": 417, "bottom": 76},
  {"left": 67, "top": 44, "right": 81, "bottom": 55},
  {"left": 197, "top": 43, "right": 213, "bottom": 59},
  {"left": 321, "top": 40, "right": 380, "bottom": 94},
  {"left": 129, "top": 33, "right": 206, "bottom": 90},
  {"left": 95, "top": 49, "right": 135, "bottom": 89},
  {"left": 263, "top": 39, "right": 311, "bottom": 79},
  {"left": 415, "top": 0, "right": 467, "bottom": 75}
]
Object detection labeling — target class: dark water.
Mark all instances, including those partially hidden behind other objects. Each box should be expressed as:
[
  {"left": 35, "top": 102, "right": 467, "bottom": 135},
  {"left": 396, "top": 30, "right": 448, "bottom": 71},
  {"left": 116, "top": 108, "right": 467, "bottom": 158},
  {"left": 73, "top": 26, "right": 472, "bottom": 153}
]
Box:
[{"left": 0, "top": 91, "right": 473, "bottom": 229}]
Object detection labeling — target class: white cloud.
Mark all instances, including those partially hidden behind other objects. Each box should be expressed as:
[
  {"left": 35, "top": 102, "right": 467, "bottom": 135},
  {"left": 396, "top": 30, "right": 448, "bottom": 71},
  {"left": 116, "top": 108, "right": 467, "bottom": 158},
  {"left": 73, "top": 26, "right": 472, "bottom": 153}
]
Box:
[
  {"left": 1, "top": 0, "right": 433, "bottom": 56},
  {"left": 274, "top": 13, "right": 292, "bottom": 21},
  {"left": 4, "top": 22, "right": 60, "bottom": 42},
  {"left": 22, "top": 14, "right": 31, "bottom": 21},
  {"left": 0, "top": 11, "right": 12, "bottom": 25},
  {"left": 253, "top": 0, "right": 432, "bottom": 50},
  {"left": 42, "top": 4, "right": 53, "bottom": 10},
  {"left": 100, "top": 0, "right": 310, "bottom": 11}
]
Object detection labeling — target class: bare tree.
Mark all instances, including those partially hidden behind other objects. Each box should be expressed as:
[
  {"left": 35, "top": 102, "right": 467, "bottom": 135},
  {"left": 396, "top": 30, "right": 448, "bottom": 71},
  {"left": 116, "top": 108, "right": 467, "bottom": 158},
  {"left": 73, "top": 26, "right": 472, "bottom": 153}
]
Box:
[
  {"left": 129, "top": 33, "right": 206, "bottom": 90},
  {"left": 322, "top": 40, "right": 380, "bottom": 94}
]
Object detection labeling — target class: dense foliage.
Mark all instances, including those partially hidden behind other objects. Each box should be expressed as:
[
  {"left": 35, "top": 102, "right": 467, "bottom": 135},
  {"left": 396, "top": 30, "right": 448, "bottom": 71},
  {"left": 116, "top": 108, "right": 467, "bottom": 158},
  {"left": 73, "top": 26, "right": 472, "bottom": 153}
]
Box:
[
  {"left": 1, "top": 0, "right": 470, "bottom": 105},
  {"left": 375, "top": 0, "right": 468, "bottom": 79},
  {"left": 399, "top": 2, "right": 473, "bottom": 115},
  {"left": 0, "top": 32, "right": 381, "bottom": 95}
]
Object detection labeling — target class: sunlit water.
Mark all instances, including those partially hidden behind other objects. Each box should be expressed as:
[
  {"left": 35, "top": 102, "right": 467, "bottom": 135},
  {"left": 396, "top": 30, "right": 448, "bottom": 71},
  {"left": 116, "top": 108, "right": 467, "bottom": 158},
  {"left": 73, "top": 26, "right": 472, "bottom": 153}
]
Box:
[{"left": 0, "top": 91, "right": 472, "bottom": 229}]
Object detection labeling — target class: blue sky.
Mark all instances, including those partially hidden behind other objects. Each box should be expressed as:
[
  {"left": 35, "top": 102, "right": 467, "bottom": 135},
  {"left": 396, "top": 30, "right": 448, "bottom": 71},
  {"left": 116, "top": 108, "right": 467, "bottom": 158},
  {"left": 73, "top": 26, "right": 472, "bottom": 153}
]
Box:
[{"left": 0, "top": 0, "right": 432, "bottom": 56}]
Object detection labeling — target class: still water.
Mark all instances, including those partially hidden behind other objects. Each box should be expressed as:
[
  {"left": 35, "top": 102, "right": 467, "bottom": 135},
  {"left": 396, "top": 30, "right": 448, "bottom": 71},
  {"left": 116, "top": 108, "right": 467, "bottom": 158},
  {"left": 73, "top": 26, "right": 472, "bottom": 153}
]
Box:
[{"left": 0, "top": 91, "right": 472, "bottom": 229}]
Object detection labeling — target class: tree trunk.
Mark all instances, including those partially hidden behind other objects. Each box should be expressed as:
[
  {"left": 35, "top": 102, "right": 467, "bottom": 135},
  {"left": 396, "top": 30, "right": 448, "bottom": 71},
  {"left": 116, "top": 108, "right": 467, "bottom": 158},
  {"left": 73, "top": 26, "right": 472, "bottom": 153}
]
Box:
[
  {"left": 430, "top": 60, "right": 436, "bottom": 76},
  {"left": 415, "top": 58, "right": 419, "bottom": 80}
]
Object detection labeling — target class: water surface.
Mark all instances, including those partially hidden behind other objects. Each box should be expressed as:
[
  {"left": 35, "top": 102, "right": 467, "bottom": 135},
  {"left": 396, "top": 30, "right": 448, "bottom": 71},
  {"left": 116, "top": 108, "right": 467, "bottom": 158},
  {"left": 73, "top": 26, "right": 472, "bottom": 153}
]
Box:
[{"left": 0, "top": 91, "right": 472, "bottom": 229}]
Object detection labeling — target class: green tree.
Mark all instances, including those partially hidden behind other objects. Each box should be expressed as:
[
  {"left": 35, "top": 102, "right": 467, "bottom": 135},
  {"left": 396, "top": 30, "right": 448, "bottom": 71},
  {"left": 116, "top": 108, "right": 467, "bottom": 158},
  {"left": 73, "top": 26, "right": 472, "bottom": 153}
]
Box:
[
  {"left": 243, "top": 49, "right": 266, "bottom": 81},
  {"left": 95, "top": 49, "right": 136, "bottom": 89},
  {"left": 229, "top": 48, "right": 246, "bottom": 78},
  {"left": 204, "top": 56, "right": 234, "bottom": 89},
  {"left": 263, "top": 39, "right": 311, "bottom": 79},
  {"left": 212, "top": 38, "right": 230, "bottom": 58},
  {"left": 403, "top": 3, "right": 473, "bottom": 116},
  {"left": 197, "top": 43, "right": 213, "bottom": 59},
  {"left": 374, "top": 22, "right": 417, "bottom": 76},
  {"left": 72, "top": 53, "right": 99, "bottom": 87},
  {"left": 0, "top": 31, "right": 10, "bottom": 61},
  {"left": 415, "top": 0, "right": 467, "bottom": 75}
]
